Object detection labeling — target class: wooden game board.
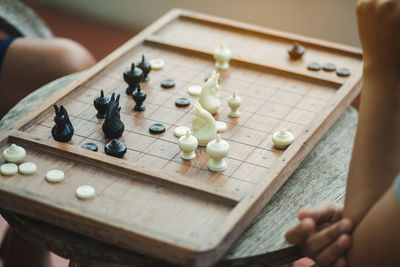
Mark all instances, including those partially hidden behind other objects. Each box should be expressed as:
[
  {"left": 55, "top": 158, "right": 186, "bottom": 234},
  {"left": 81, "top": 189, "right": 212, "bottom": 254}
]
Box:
[{"left": 0, "top": 9, "right": 362, "bottom": 266}]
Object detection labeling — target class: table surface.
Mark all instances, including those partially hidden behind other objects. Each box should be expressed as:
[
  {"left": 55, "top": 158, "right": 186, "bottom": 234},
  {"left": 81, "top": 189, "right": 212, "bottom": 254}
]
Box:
[{"left": 0, "top": 72, "right": 357, "bottom": 266}]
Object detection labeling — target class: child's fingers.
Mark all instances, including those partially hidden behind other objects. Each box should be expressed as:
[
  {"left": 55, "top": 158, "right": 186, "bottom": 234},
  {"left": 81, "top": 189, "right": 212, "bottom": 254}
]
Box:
[
  {"left": 285, "top": 218, "right": 315, "bottom": 244},
  {"left": 302, "top": 219, "right": 352, "bottom": 258},
  {"left": 314, "top": 234, "right": 351, "bottom": 267},
  {"left": 297, "top": 202, "right": 343, "bottom": 223}
]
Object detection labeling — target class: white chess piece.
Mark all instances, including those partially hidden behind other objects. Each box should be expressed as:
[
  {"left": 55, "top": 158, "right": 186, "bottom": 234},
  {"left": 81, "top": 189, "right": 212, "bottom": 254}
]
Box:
[
  {"left": 199, "top": 71, "right": 220, "bottom": 115},
  {"left": 206, "top": 135, "right": 229, "bottom": 172},
  {"left": 192, "top": 103, "right": 217, "bottom": 146},
  {"left": 3, "top": 144, "right": 26, "bottom": 163},
  {"left": 227, "top": 91, "right": 242, "bottom": 118},
  {"left": 272, "top": 129, "right": 294, "bottom": 149},
  {"left": 178, "top": 129, "right": 198, "bottom": 160},
  {"left": 213, "top": 44, "right": 232, "bottom": 70}
]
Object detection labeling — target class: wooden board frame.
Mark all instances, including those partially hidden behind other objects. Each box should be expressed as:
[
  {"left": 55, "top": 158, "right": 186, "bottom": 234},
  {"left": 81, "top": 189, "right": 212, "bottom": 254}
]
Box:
[{"left": 0, "top": 9, "right": 363, "bottom": 267}]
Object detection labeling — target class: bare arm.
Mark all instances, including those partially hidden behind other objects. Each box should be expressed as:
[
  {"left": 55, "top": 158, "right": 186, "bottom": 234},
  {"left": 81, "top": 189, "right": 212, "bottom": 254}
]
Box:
[
  {"left": 344, "top": 0, "right": 400, "bottom": 225},
  {"left": 348, "top": 183, "right": 400, "bottom": 267}
]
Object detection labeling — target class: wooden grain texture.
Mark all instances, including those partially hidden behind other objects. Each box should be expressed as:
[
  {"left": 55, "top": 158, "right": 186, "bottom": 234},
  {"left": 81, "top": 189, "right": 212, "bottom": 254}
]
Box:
[
  {"left": 0, "top": 9, "right": 362, "bottom": 266},
  {"left": 0, "top": 73, "right": 357, "bottom": 267}
]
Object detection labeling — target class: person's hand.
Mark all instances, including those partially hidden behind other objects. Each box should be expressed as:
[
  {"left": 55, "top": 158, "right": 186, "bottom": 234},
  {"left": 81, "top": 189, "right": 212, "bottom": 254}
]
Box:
[
  {"left": 356, "top": 0, "right": 400, "bottom": 70},
  {"left": 285, "top": 202, "right": 344, "bottom": 244},
  {"left": 285, "top": 202, "right": 353, "bottom": 267}
]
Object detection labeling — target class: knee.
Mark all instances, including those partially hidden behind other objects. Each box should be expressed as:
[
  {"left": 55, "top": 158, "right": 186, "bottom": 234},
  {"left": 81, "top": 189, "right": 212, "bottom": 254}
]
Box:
[{"left": 50, "top": 38, "right": 96, "bottom": 75}]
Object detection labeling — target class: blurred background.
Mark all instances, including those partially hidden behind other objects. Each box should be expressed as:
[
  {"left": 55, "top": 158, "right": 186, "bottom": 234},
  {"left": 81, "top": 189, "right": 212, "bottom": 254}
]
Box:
[{"left": 23, "top": 0, "right": 360, "bottom": 61}]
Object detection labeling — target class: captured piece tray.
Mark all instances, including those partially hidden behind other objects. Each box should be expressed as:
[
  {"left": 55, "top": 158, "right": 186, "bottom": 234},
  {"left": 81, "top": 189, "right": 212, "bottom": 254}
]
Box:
[{"left": 0, "top": 9, "right": 362, "bottom": 267}]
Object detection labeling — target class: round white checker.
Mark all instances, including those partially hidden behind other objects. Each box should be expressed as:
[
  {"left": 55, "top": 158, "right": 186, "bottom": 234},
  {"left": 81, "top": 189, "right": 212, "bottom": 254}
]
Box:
[
  {"left": 1, "top": 163, "right": 18, "bottom": 176},
  {"left": 76, "top": 185, "right": 95, "bottom": 200},
  {"left": 187, "top": 85, "right": 202, "bottom": 96},
  {"left": 45, "top": 170, "right": 64, "bottom": 183},
  {"left": 19, "top": 162, "right": 37, "bottom": 175},
  {"left": 174, "top": 126, "right": 191, "bottom": 137},
  {"left": 150, "top": 59, "right": 164, "bottom": 70},
  {"left": 216, "top": 121, "right": 227, "bottom": 132}
]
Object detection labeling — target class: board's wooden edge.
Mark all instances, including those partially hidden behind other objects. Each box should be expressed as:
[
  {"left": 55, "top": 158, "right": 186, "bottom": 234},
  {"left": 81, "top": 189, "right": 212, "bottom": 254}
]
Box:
[
  {"left": 0, "top": 184, "right": 213, "bottom": 266},
  {"left": 198, "top": 68, "right": 363, "bottom": 259},
  {"left": 145, "top": 36, "right": 343, "bottom": 88},
  {"left": 8, "top": 131, "right": 241, "bottom": 206},
  {"left": 175, "top": 9, "right": 362, "bottom": 57}
]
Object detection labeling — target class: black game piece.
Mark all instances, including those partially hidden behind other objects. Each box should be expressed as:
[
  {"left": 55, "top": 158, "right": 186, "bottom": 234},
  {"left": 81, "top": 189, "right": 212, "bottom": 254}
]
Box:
[
  {"left": 105, "top": 139, "right": 127, "bottom": 158},
  {"left": 137, "top": 55, "right": 151, "bottom": 82},
  {"left": 161, "top": 79, "right": 175, "bottom": 89},
  {"left": 149, "top": 123, "right": 165, "bottom": 134},
  {"left": 307, "top": 62, "right": 321, "bottom": 71},
  {"left": 322, "top": 63, "right": 336, "bottom": 72},
  {"left": 288, "top": 42, "right": 306, "bottom": 59},
  {"left": 175, "top": 97, "right": 190, "bottom": 107},
  {"left": 81, "top": 143, "right": 98, "bottom": 152},
  {"left": 123, "top": 63, "right": 143, "bottom": 95},
  {"left": 93, "top": 90, "right": 110, "bottom": 119},
  {"left": 132, "top": 87, "right": 146, "bottom": 111},
  {"left": 102, "top": 93, "right": 125, "bottom": 139},
  {"left": 336, "top": 68, "right": 351, "bottom": 77},
  {"left": 52, "top": 105, "right": 74, "bottom": 143}
]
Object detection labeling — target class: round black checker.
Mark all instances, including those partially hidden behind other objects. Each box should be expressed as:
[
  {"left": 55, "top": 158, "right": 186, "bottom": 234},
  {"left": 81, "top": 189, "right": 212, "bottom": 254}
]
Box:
[
  {"left": 175, "top": 98, "right": 190, "bottom": 107},
  {"left": 336, "top": 68, "right": 351, "bottom": 77},
  {"left": 307, "top": 62, "right": 321, "bottom": 71},
  {"left": 81, "top": 143, "right": 98, "bottom": 152},
  {"left": 161, "top": 79, "right": 175, "bottom": 89},
  {"left": 149, "top": 123, "right": 165, "bottom": 134},
  {"left": 322, "top": 63, "right": 336, "bottom": 72}
]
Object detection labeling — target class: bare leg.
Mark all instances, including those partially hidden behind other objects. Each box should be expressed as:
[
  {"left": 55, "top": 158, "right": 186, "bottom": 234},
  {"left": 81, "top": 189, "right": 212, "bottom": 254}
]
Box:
[{"left": 0, "top": 37, "right": 95, "bottom": 118}]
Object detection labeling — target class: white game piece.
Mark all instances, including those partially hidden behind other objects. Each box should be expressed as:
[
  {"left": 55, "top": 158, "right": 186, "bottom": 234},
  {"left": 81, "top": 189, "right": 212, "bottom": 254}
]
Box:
[
  {"left": 199, "top": 71, "right": 220, "bottom": 115},
  {"left": 174, "top": 126, "right": 191, "bottom": 137},
  {"left": 227, "top": 91, "right": 242, "bottom": 118},
  {"left": 213, "top": 44, "right": 232, "bottom": 70},
  {"left": 206, "top": 135, "right": 230, "bottom": 172},
  {"left": 19, "top": 162, "right": 37, "bottom": 175},
  {"left": 178, "top": 129, "right": 198, "bottom": 160},
  {"left": 272, "top": 129, "right": 295, "bottom": 149},
  {"left": 45, "top": 170, "right": 64, "bottom": 183},
  {"left": 216, "top": 121, "right": 227, "bottom": 132},
  {"left": 3, "top": 144, "right": 26, "bottom": 163},
  {"left": 149, "top": 59, "right": 164, "bottom": 70},
  {"left": 192, "top": 103, "right": 217, "bottom": 146},
  {"left": 76, "top": 185, "right": 96, "bottom": 199},
  {"left": 188, "top": 85, "right": 202, "bottom": 96},
  {"left": 0, "top": 163, "right": 18, "bottom": 176}
]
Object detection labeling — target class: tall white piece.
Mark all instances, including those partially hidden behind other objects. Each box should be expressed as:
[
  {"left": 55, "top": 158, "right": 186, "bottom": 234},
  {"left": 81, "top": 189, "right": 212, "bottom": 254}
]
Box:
[
  {"left": 227, "top": 91, "right": 242, "bottom": 118},
  {"left": 213, "top": 44, "right": 232, "bottom": 70},
  {"left": 199, "top": 71, "right": 220, "bottom": 115},
  {"left": 178, "top": 130, "right": 198, "bottom": 160},
  {"left": 192, "top": 103, "right": 217, "bottom": 146},
  {"left": 206, "top": 135, "right": 230, "bottom": 172}
]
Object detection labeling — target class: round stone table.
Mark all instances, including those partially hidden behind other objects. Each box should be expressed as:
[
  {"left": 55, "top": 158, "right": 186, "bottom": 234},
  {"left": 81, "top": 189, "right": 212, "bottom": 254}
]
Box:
[{"left": 0, "top": 73, "right": 357, "bottom": 267}]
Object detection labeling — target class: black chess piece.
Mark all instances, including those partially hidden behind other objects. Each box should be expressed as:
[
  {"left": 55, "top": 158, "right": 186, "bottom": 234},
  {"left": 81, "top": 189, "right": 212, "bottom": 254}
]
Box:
[
  {"left": 51, "top": 105, "right": 74, "bottom": 142},
  {"left": 288, "top": 42, "right": 305, "bottom": 59},
  {"left": 132, "top": 86, "right": 146, "bottom": 111},
  {"left": 105, "top": 139, "right": 127, "bottom": 158},
  {"left": 102, "top": 93, "right": 125, "bottom": 139},
  {"left": 123, "top": 63, "right": 143, "bottom": 95},
  {"left": 137, "top": 54, "right": 151, "bottom": 82},
  {"left": 93, "top": 90, "right": 110, "bottom": 119}
]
